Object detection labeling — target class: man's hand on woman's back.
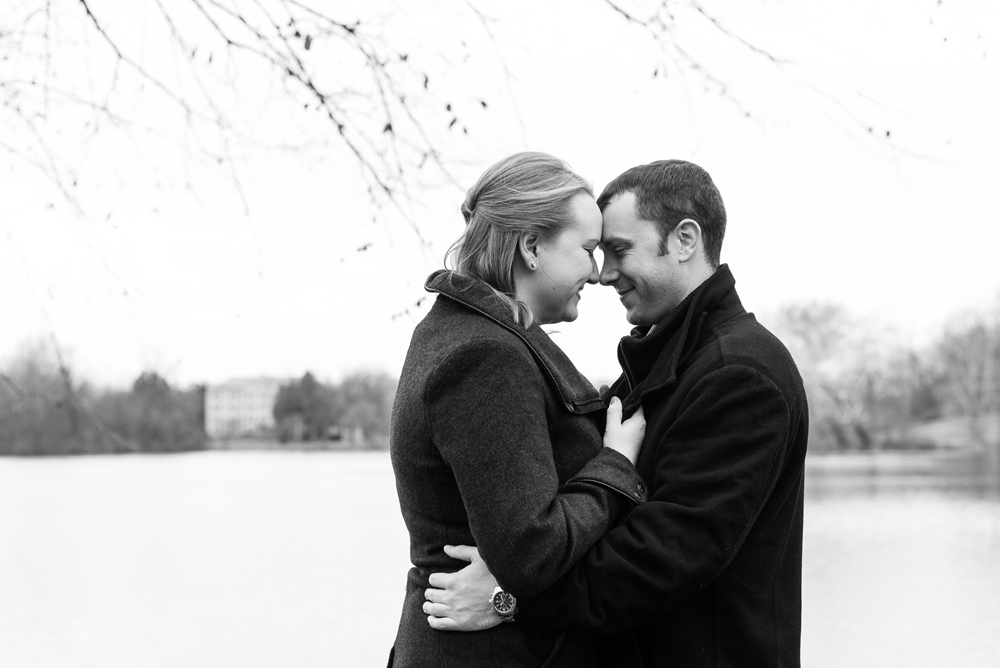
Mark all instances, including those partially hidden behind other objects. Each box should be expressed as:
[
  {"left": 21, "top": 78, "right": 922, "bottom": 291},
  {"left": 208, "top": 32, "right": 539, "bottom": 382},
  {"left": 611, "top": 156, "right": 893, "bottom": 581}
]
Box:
[{"left": 424, "top": 545, "right": 502, "bottom": 632}]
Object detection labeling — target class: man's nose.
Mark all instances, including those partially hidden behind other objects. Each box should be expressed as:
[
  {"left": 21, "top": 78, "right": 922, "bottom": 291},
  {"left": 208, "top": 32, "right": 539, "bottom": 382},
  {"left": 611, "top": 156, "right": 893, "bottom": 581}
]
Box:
[{"left": 600, "top": 261, "right": 618, "bottom": 286}]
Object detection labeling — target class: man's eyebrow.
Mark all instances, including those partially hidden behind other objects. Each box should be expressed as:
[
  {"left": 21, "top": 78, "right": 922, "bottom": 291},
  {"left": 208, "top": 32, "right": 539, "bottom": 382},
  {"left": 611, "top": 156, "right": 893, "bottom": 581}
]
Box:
[{"left": 600, "top": 235, "right": 632, "bottom": 248}]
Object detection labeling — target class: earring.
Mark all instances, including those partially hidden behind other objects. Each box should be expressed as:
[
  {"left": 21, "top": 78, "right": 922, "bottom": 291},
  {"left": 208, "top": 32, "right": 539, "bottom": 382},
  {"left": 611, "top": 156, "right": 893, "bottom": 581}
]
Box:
[{"left": 530, "top": 261, "right": 536, "bottom": 270}]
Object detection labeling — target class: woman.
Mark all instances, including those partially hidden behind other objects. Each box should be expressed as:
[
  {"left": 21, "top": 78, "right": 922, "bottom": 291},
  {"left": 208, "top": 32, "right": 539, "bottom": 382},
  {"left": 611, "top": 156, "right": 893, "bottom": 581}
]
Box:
[{"left": 388, "top": 152, "right": 646, "bottom": 667}]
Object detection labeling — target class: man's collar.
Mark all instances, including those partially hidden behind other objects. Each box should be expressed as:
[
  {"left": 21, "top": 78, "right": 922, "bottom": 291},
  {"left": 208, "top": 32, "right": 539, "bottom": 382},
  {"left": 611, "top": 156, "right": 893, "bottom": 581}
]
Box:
[{"left": 617, "top": 264, "right": 742, "bottom": 402}]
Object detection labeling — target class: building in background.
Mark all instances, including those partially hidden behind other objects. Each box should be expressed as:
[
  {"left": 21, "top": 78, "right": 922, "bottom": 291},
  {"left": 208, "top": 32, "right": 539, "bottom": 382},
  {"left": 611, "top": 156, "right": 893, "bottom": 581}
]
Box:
[{"left": 204, "top": 377, "right": 285, "bottom": 438}]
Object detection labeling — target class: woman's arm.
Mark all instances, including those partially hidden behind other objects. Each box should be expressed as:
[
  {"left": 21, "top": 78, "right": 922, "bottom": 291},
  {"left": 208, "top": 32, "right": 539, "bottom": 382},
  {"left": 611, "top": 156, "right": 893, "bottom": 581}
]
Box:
[{"left": 425, "top": 337, "right": 643, "bottom": 598}]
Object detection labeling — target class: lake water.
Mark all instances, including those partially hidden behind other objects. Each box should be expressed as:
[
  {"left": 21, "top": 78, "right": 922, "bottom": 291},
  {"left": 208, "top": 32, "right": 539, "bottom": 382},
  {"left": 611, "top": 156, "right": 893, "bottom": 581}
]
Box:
[{"left": 1, "top": 450, "right": 998, "bottom": 667}]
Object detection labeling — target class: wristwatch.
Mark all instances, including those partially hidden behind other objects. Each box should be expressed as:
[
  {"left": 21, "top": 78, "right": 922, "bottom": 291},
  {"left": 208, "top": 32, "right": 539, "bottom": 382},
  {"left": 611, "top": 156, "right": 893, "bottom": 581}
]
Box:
[{"left": 490, "top": 586, "right": 517, "bottom": 622}]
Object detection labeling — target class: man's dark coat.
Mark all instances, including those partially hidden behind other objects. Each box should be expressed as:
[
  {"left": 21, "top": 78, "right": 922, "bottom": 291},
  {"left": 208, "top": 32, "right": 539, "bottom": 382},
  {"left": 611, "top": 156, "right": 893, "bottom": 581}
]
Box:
[
  {"left": 389, "top": 270, "right": 646, "bottom": 668},
  {"left": 517, "top": 265, "right": 809, "bottom": 667}
]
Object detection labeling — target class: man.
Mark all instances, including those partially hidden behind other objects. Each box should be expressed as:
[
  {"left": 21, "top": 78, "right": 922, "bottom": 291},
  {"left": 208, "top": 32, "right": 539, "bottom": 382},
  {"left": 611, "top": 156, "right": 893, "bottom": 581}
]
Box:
[{"left": 422, "top": 159, "right": 809, "bottom": 667}]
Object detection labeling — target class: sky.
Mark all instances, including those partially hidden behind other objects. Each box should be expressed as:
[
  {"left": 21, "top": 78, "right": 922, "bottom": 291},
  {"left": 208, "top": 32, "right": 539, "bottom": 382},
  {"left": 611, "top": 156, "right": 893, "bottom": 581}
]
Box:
[{"left": 2, "top": 0, "right": 999, "bottom": 389}]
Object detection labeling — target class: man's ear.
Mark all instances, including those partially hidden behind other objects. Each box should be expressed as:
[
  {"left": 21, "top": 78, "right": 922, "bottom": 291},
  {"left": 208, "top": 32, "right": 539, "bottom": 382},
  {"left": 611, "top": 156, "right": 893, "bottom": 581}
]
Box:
[
  {"left": 674, "top": 219, "right": 702, "bottom": 263},
  {"left": 518, "top": 232, "right": 539, "bottom": 270}
]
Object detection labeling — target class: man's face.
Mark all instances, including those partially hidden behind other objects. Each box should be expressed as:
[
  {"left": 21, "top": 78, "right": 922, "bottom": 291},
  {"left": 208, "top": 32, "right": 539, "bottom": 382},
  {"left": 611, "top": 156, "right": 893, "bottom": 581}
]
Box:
[{"left": 599, "top": 191, "right": 686, "bottom": 326}]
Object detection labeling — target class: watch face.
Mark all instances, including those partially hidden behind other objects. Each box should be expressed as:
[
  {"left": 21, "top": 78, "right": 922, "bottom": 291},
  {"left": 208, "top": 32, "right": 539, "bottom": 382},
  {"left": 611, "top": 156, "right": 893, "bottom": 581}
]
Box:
[{"left": 492, "top": 590, "right": 516, "bottom": 615}]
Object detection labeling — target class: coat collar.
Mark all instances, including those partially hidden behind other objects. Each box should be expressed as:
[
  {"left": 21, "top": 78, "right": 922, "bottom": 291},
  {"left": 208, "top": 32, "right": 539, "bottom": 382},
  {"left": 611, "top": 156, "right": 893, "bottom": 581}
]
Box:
[
  {"left": 617, "top": 264, "right": 745, "bottom": 409},
  {"left": 424, "top": 269, "right": 605, "bottom": 414}
]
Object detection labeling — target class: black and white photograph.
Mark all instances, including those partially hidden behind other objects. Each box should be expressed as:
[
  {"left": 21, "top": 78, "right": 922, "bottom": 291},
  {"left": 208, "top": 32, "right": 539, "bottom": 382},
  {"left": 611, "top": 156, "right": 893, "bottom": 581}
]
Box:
[{"left": 2, "top": 1, "right": 999, "bottom": 666}]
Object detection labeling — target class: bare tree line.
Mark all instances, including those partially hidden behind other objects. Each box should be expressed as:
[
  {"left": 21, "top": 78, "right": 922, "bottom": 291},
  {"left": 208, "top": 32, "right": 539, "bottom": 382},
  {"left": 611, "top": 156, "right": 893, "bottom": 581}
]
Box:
[
  {"left": 0, "top": 342, "right": 397, "bottom": 455},
  {"left": 3, "top": 296, "right": 999, "bottom": 458},
  {"left": 773, "top": 300, "right": 1000, "bottom": 463}
]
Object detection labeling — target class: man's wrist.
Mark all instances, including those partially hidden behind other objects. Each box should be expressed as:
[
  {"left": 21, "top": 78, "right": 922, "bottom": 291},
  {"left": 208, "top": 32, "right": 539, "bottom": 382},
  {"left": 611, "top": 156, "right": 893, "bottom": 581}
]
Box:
[{"left": 490, "top": 585, "right": 518, "bottom": 623}]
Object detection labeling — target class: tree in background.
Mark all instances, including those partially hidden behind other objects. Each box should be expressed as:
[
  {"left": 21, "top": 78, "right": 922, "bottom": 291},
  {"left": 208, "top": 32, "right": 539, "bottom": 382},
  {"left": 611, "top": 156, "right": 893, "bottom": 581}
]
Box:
[
  {"left": 0, "top": 344, "right": 206, "bottom": 454},
  {"left": 272, "top": 370, "right": 396, "bottom": 446},
  {"left": 93, "top": 371, "right": 208, "bottom": 452},
  {"left": 0, "top": 340, "right": 90, "bottom": 455},
  {"left": 770, "top": 298, "right": 1000, "bottom": 457},
  {"left": 273, "top": 372, "right": 338, "bottom": 441},
  {"left": 868, "top": 349, "right": 944, "bottom": 449},
  {"left": 774, "top": 303, "right": 878, "bottom": 450},
  {"left": 934, "top": 310, "right": 1000, "bottom": 471},
  {"left": 335, "top": 371, "right": 397, "bottom": 448},
  {"left": 774, "top": 303, "right": 928, "bottom": 451}
]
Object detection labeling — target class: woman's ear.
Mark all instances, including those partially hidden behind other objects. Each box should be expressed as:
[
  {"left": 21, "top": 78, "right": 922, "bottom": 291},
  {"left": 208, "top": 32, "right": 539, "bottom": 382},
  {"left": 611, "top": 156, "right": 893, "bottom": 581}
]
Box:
[
  {"left": 674, "top": 219, "right": 702, "bottom": 262},
  {"left": 518, "top": 232, "right": 539, "bottom": 270}
]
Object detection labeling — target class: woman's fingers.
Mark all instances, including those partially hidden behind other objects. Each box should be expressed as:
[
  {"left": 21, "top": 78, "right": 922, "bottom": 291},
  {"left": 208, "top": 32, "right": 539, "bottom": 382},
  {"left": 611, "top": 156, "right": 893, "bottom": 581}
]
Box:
[
  {"left": 625, "top": 405, "right": 646, "bottom": 428},
  {"left": 605, "top": 396, "right": 622, "bottom": 428}
]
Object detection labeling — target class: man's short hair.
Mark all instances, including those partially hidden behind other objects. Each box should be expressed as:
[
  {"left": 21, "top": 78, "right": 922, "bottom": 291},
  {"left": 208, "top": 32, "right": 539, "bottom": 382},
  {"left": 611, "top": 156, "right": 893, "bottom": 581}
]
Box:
[{"left": 597, "top": 160, "right": 727, "bottom": 267}]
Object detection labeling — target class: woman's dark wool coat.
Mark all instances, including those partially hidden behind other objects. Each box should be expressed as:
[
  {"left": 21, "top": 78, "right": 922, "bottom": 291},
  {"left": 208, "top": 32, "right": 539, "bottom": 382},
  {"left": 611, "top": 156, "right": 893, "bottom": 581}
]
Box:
[
  {"left": 517, "top": 265, "right": 809, "bottom": 668},
  {"left": 388, "top": 270, "right": 646, "bottom": 668}
]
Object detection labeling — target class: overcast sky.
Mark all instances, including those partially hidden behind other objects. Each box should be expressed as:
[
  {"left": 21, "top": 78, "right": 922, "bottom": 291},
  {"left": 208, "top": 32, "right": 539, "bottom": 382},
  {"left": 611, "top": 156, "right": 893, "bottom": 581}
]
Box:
[{"left": 2, "top": 0, "right": 998, "bottom": 388}]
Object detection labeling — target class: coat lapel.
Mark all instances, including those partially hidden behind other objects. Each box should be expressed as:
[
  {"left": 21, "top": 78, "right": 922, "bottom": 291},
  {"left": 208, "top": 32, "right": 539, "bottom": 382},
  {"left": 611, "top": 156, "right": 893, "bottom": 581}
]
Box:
[
  {"left": 424, "top": 270, "right": 605, "bottom": 414},
  {"left": 617, "top": 265, "right": 745, "bottom": 412}
]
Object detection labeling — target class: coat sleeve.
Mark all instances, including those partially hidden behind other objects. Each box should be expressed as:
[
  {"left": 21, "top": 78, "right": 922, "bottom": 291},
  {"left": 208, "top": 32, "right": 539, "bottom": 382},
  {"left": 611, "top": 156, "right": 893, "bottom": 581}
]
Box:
[
  {"left": 425, "top": 337, "right": 644, "bottom": 598},
  {"left": 515, "top": 365, "right": 792, "bottom": 632}
]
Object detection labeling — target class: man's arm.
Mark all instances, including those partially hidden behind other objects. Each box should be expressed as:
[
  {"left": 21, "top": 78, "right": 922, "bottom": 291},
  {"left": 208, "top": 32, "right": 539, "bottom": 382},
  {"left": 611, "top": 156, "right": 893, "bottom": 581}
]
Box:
[
  {"left": 515, "top": 365, "right": 792, "bottom": 634},
  {"left": 425, "top": 365, "right": 792, "bottom": 633}
]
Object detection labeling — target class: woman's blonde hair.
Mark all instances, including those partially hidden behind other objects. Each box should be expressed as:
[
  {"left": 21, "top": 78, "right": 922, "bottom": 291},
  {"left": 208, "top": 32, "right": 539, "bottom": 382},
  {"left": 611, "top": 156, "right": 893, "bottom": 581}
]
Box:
[{"left": 446, "top": 152, "right": 592, "bottom": 326}]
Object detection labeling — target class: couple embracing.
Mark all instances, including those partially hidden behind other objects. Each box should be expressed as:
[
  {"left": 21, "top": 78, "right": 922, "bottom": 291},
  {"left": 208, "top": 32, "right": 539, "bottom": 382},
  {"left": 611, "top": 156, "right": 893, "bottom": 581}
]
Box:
[{"left": 388, "top": 153, "right": 808, "bottom": 667}]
